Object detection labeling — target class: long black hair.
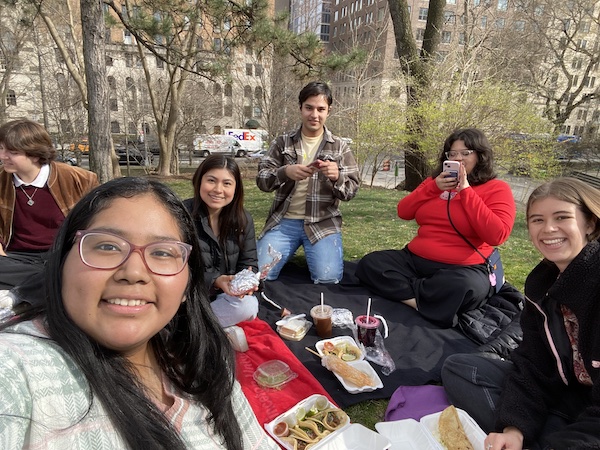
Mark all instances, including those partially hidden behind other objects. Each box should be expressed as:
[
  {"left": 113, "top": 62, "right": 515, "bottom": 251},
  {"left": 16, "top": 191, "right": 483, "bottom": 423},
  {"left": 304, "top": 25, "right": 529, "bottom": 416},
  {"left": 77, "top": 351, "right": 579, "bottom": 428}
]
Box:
[
  {"left": 191, "top": 155, "right": 248, "bottom": 249},
  {"left": 432, "top": 128, "right": 497, "bottom": 186},
  {"left": 4, "top": 177, "right": 243, "bottom": 450}
]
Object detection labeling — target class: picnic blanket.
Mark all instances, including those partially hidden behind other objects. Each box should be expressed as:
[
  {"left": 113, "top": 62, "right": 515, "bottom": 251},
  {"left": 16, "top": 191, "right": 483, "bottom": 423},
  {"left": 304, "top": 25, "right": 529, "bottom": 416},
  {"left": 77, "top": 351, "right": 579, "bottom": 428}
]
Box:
[
  {"left": 235, "top": 318, "right": 335, "bottom": 426},
  {"left": 257, "top": 260, "right": 522, "bottom": 409}
]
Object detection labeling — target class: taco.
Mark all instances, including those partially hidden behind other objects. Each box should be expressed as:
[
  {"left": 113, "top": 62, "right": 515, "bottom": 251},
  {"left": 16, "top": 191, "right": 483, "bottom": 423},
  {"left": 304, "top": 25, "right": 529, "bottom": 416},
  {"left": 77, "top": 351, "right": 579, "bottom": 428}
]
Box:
[
  {"left": 298, "top": 420, "right": 331, "bottom": 438},
  {"left": 281, "top": 434, "right": 316, "bottom": 450},
  {"left": 311, "top": 408, "right": 349, "bottom": 431},
  {"left": 289, "top": 425, "right": 319, "bottom": 443}
]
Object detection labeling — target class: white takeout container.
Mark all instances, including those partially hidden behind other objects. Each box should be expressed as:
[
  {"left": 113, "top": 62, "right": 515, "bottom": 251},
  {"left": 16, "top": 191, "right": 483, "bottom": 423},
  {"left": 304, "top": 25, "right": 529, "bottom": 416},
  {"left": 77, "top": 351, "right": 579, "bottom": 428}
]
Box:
[
  {"left": 375, "top": 408, "right": 486, "bottom": 450},
  {"left": 321, "top": 423, "right": 391, "bottom": 449},
  {"left": 264, "top": 394, "right": 350, "bottom": 450},
  {"left": 332, "top": 360, "right": 383, "bottom": 394},
  {"left": 315, "top": 336, "right": 364, "bottom": 362}
]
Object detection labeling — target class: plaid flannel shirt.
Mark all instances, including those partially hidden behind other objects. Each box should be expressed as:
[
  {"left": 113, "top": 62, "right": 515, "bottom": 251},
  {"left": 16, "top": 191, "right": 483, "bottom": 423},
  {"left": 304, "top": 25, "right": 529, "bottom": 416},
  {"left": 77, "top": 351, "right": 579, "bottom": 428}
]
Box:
[{"left": 256, "top": 125, "right": 360, "bottom": 244}]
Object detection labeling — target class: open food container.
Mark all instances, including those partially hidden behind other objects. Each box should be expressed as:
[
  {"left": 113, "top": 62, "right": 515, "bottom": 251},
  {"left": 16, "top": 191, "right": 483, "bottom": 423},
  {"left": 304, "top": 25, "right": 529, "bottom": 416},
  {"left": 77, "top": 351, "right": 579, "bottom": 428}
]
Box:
[
  {"left": 265, "top": 394, "right": 350, "bottom": 449},
  {"left": 375, "top": 407, "right": 486, "bottom": 450},
  {"left": 315, "top": 336, "right": 364, "bottom": 362}
]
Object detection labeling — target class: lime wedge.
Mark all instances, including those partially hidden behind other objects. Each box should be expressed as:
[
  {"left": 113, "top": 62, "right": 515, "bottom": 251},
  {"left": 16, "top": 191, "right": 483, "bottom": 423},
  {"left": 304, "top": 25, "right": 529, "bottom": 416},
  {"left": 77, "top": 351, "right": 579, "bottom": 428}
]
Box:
[{"left": 295, "top": 406, "right": 306, "bottom": 422}]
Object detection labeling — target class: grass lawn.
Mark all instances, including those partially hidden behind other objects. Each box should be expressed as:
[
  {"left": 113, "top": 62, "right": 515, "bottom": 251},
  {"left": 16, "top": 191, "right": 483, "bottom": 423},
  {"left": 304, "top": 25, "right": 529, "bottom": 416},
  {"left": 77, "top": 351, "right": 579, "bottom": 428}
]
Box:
[{"left": 162, "top": 175, "right": 540, "bottom": 430}]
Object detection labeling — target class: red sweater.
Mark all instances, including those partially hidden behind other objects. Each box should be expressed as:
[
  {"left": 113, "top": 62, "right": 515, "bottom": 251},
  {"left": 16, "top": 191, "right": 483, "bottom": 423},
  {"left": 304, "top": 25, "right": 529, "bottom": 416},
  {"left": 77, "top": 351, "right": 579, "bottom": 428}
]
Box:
[{"left": 397, "top": 177, "right": 516, "bottom": 265}]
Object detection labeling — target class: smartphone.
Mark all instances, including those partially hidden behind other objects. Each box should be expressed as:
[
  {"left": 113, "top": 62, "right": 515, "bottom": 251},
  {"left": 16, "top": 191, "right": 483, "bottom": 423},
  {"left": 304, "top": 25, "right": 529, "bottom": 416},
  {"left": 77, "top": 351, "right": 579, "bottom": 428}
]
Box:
[{"left": 443, "top": 160, "right": 460, "bottom": 179}]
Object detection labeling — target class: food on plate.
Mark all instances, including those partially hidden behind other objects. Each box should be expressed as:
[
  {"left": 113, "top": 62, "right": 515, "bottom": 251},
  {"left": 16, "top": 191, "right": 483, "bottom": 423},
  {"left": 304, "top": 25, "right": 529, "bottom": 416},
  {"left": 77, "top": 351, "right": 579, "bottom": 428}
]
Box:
[
  {"left": 322, "top": 340, "right": 362, "bottom": 361},
  {"left": 321, "top": 355, "right": 375, "bottom": 387},
  {"left": 275, "top": 403, "right": 348, "bottom": 449},
  {"left": 309, "top": 408, "right": 349, "bottom": 431},
  {"left": 438, "top": 405, "right": 474, "bottom": 450}
]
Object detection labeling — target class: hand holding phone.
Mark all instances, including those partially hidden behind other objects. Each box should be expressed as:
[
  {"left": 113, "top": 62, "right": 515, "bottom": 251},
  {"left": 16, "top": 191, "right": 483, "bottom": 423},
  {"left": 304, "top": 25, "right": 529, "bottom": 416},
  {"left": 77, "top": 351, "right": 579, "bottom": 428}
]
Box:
[{"left": 443, "top": 160, "right": 460, "bottom": 180}]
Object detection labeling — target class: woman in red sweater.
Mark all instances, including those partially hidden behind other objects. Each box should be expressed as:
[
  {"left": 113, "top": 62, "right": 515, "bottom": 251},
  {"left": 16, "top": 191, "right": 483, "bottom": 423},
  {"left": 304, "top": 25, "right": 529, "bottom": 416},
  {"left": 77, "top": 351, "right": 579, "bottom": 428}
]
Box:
[{"left": 356, "top": 128, "right": 516, "bottom": 327}]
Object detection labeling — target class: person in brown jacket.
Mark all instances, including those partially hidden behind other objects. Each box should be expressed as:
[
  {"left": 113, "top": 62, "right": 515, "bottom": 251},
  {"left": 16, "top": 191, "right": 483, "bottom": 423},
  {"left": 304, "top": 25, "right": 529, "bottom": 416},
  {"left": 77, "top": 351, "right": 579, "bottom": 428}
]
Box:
[{"left": 0, "top": 119, "right": 98, "bottom": 304}]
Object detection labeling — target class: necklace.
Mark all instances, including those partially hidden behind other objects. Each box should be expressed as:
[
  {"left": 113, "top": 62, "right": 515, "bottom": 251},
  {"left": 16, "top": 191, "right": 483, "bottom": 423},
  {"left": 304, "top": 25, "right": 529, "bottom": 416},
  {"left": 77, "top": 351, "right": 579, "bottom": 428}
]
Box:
[{"left": 19, "top": 185, "right": 39, "bottom": 206}]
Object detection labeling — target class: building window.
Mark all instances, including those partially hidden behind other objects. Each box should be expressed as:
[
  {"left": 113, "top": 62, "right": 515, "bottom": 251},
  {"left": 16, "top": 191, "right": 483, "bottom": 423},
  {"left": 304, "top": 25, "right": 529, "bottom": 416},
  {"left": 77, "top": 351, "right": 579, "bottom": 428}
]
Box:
[
  {"left": 125, "top": 53, "right": 133, "bottom": 67},
  {"left": 224, "top": 83, "right": 232, "bottom": 96},
  {"left": 111, "top": 121, "right": 120, "bottom": 133},
  {"left": 246, "top": 64, "right": 253, "bottom": 76},
  {"left": 255, "top": 64, "right": 263, "bottom": 76},
  {"left": 156, "top": 56, "right": 163, "bottom": 69},
  {"left": 6, "top": 90, "right": 16, "bottom": 106},
  {"left": 243, "top": 105, "right": 252, "bottom": 117},
  {"left": 377, "top": 7, "right": 385, "bottom": 21},
  {"left": 458, "top": 32, "right": 465, "bottom": 44},
  {"left": 416, "top": 28, "right": 425, "bottom": 41},
  {"left": 481, "top": 16, "right": 487, "bottom": 28},
  {"left": 224, "top": 104, "right": 233, "bottom": 116},
  {"left": 495, "top": 18, "right": 505, "bottom": 28},
  {"left": 244, "top": 85, "right": 252, "bottom": 98},
  {"left": 110, "top": 98, "right": 118, "bottom": 111},
  {"left": 418, "top": 7, "right": 428, "bottom": 20},
  {"left": 514, "top": 20, "right": 525, "bottom": 31},
  {"left": 444, "top": 11, "right": 455, "bottom": 24},
  {"left": 441, "top": 31, "right": 452, "bottom": 43},
  {"left": 213, "top": 38, "right": 221, "bottom": 51},
  {"left": 447, "top": 0, "right": 456, "bottom": 4},
  {"left": 124, "top": 29, "right": 132, "bottom": 45},
  {"left": 497, "top": 0, "right": 508, "bottom": 10},
  {"left": 106, "top": 56, "right": 113, "bottom": 66}
]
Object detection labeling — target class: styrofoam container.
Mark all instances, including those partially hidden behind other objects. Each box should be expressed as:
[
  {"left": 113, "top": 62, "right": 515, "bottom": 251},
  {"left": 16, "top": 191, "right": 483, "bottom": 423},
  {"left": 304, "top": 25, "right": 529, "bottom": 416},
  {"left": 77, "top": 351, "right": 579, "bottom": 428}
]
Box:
[
  {"left": 332, "top": 360, "right": 383, "bottom": 394},
  {"left": 315, "top": 336, "right": 364, "bottom": 362},
  {"left": 420, "top": 407, "right": 486, "bottom": 449},
  {"left": 375, "top": 419, "right": 440, "bottom": 450},
  {"left": 320, "top": 423, "right": 391, "bottom": 449},
  {"left": 265, "top": 394, "right": 350, "bottom": 450}
]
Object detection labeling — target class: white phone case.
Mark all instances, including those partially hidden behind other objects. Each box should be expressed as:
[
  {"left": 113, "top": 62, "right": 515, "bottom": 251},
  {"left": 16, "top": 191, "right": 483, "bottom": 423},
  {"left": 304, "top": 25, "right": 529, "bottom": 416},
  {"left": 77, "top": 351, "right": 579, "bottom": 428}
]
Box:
[{"left": 443, "top": 160, "right": 460, "bottom": 178}]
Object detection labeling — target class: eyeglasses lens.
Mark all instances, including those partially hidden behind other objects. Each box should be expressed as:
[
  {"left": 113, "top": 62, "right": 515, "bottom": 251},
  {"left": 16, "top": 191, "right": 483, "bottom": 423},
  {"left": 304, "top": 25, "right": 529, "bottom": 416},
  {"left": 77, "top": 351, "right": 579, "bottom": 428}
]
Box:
[
  {"left": 446, "top": 150, "right": 473, "bottom": 159},
  {"left": 79, "top": 232, "right": 188, "bottom": 275}
]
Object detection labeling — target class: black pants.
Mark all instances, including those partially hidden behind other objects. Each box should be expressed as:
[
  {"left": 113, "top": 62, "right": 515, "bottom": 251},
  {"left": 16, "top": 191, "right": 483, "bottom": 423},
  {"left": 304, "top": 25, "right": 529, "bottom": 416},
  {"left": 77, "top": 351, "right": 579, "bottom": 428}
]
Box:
[
  {"left": 355, "top": 247, "right": 491, "bottom": 328},
  {"left": 0, "top": 251, "right": 47, "bottom": 291},
  {"left": 442, "top": 352, "right": 585, "bottom": 450}
]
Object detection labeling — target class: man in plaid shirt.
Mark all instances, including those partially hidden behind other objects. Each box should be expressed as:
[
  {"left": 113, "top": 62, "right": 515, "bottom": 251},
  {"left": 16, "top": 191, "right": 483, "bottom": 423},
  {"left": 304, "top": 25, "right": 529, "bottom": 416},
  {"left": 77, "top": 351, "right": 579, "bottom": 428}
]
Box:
[{"left": 256, "top": 81, "right": 360, "bottom": 283}]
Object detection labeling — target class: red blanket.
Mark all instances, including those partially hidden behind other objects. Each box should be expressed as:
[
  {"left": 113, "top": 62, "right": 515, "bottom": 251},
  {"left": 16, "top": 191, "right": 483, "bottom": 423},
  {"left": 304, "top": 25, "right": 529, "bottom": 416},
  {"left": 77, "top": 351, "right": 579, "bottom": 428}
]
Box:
[{"left": 235, "top": 318, "right": 334, "bottom": 427}]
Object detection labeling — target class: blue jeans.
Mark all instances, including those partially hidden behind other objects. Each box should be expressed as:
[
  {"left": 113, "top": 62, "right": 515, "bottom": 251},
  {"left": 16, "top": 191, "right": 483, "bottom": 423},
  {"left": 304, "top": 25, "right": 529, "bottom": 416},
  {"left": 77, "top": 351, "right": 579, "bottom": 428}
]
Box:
[
  {"left": 257, "top": 219, "right": 343, "bottom": 284},
  {"left": 210, "top": 293, "right": 258, "bottom": 328}
]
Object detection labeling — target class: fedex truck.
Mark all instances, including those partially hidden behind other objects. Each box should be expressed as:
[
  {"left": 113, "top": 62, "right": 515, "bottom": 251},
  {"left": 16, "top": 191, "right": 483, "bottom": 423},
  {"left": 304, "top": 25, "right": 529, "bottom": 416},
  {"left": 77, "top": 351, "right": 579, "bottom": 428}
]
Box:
[{"left": 224, "top": 129, "right": 265, "bottom": 156}]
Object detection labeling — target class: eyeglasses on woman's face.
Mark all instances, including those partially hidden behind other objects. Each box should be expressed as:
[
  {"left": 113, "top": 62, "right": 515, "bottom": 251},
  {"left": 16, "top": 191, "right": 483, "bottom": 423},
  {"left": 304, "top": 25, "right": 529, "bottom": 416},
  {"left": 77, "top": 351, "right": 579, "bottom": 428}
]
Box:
[
  {"left": 445, "top": 149, "right": 475, "bottom": 159},
  {"left": 75, "top": 230, "right": 192, "bottom": 276}
]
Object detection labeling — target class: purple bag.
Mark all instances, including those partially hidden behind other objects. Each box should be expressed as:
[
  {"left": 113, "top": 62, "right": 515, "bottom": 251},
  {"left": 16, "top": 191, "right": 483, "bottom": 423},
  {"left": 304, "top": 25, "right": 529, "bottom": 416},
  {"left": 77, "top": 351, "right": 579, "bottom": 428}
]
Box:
[{"left": 384, "top": 385, "right": 450, "bottom": 421}]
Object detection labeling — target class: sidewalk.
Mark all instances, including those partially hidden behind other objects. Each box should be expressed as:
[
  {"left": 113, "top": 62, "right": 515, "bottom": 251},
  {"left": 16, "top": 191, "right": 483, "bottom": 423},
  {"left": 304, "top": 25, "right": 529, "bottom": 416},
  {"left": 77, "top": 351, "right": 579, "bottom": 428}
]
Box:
[{"left": 367, "top": 167, "right": 540, "bottom": 207}]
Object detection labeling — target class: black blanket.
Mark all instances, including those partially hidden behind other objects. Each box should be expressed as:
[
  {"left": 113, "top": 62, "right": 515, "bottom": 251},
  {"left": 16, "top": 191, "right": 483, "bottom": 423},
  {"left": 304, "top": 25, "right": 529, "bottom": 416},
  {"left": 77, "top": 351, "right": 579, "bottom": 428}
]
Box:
[{"left": 258, "top": 261, "right": 501, "bottom": 409}]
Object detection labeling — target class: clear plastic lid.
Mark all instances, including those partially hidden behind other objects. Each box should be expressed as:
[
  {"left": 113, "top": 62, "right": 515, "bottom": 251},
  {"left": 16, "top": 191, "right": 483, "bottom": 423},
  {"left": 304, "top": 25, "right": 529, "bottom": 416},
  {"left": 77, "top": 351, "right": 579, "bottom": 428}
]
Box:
[{"left": 253, "top": 360, "right": 298, "bottom": 389}]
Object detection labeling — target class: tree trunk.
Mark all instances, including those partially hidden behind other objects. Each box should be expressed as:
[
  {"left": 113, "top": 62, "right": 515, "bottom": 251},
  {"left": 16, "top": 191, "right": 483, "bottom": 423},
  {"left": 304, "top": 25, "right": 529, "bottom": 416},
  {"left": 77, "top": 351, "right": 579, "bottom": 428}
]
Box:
[
  {"left": 80, "top": 0, "right": 116, "bottom": 182},
  {"left": 388, "top": 0, "right": 445, "bottom": 190}
]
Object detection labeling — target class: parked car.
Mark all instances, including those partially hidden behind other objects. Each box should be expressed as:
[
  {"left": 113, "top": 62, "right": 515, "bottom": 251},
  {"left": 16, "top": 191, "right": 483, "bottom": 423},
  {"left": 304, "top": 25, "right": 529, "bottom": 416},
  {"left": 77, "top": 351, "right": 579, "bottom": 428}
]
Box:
[
  {"left": 69, "top": 138, "right": 89, "bottom": 153},
  {"left": 192, "top": 134, "right": 239, "bottom": 157},
  {"left": 248, "top": 149, "right": 266, "bottom": 159},
  {"left": 115, "top": 145, "right": 153, "bottom": 166},
  {"left": 56, "top": 152, "right": 78, "bottom": 166}
]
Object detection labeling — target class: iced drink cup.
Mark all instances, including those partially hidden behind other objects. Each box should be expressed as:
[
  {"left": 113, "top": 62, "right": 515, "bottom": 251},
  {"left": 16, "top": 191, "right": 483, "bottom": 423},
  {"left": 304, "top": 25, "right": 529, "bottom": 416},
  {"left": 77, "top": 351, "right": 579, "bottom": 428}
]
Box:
[
  {"left": 355, "top": 315, "right": 380, "bottom": 347},
  {"left": 310, "top": 305, "right": 333, "bottom": 338}
]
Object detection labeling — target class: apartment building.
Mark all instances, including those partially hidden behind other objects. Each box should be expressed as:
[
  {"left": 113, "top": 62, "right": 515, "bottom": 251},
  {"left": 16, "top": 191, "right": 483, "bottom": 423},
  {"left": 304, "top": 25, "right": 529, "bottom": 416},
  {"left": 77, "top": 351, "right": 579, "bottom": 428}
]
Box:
[
  {"left": 0, "top": 0, "right": 272, "bottom": 146},
  {"left": 289, "top": 0, "right": 600, "bottom": 138}
]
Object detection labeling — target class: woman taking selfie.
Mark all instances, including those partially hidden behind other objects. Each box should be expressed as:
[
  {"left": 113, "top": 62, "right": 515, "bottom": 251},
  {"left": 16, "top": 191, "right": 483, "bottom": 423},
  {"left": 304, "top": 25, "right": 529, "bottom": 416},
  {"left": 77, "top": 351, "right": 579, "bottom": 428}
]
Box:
[
  {"left": 184, "top": 155, "right": 259, "bottom": 327},
  {"left": 0, "top": 177, "right": 277, "bottom": 449},
  {"left": 442, "top": 177, "right": 600, "bottom": 449},
  {"left": 356, "top": 128, "right": 516, "bottom": 327}
]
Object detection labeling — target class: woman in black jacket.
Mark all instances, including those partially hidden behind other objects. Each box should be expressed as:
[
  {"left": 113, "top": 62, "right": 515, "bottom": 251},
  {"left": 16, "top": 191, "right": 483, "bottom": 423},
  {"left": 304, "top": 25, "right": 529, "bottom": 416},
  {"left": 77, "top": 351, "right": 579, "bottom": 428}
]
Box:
[
  {"left": 184, "top": 155, "right": 258, "bottom": 327},
  {"left": 442, "top": 177, "right": 600, "bottom": 450}
]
